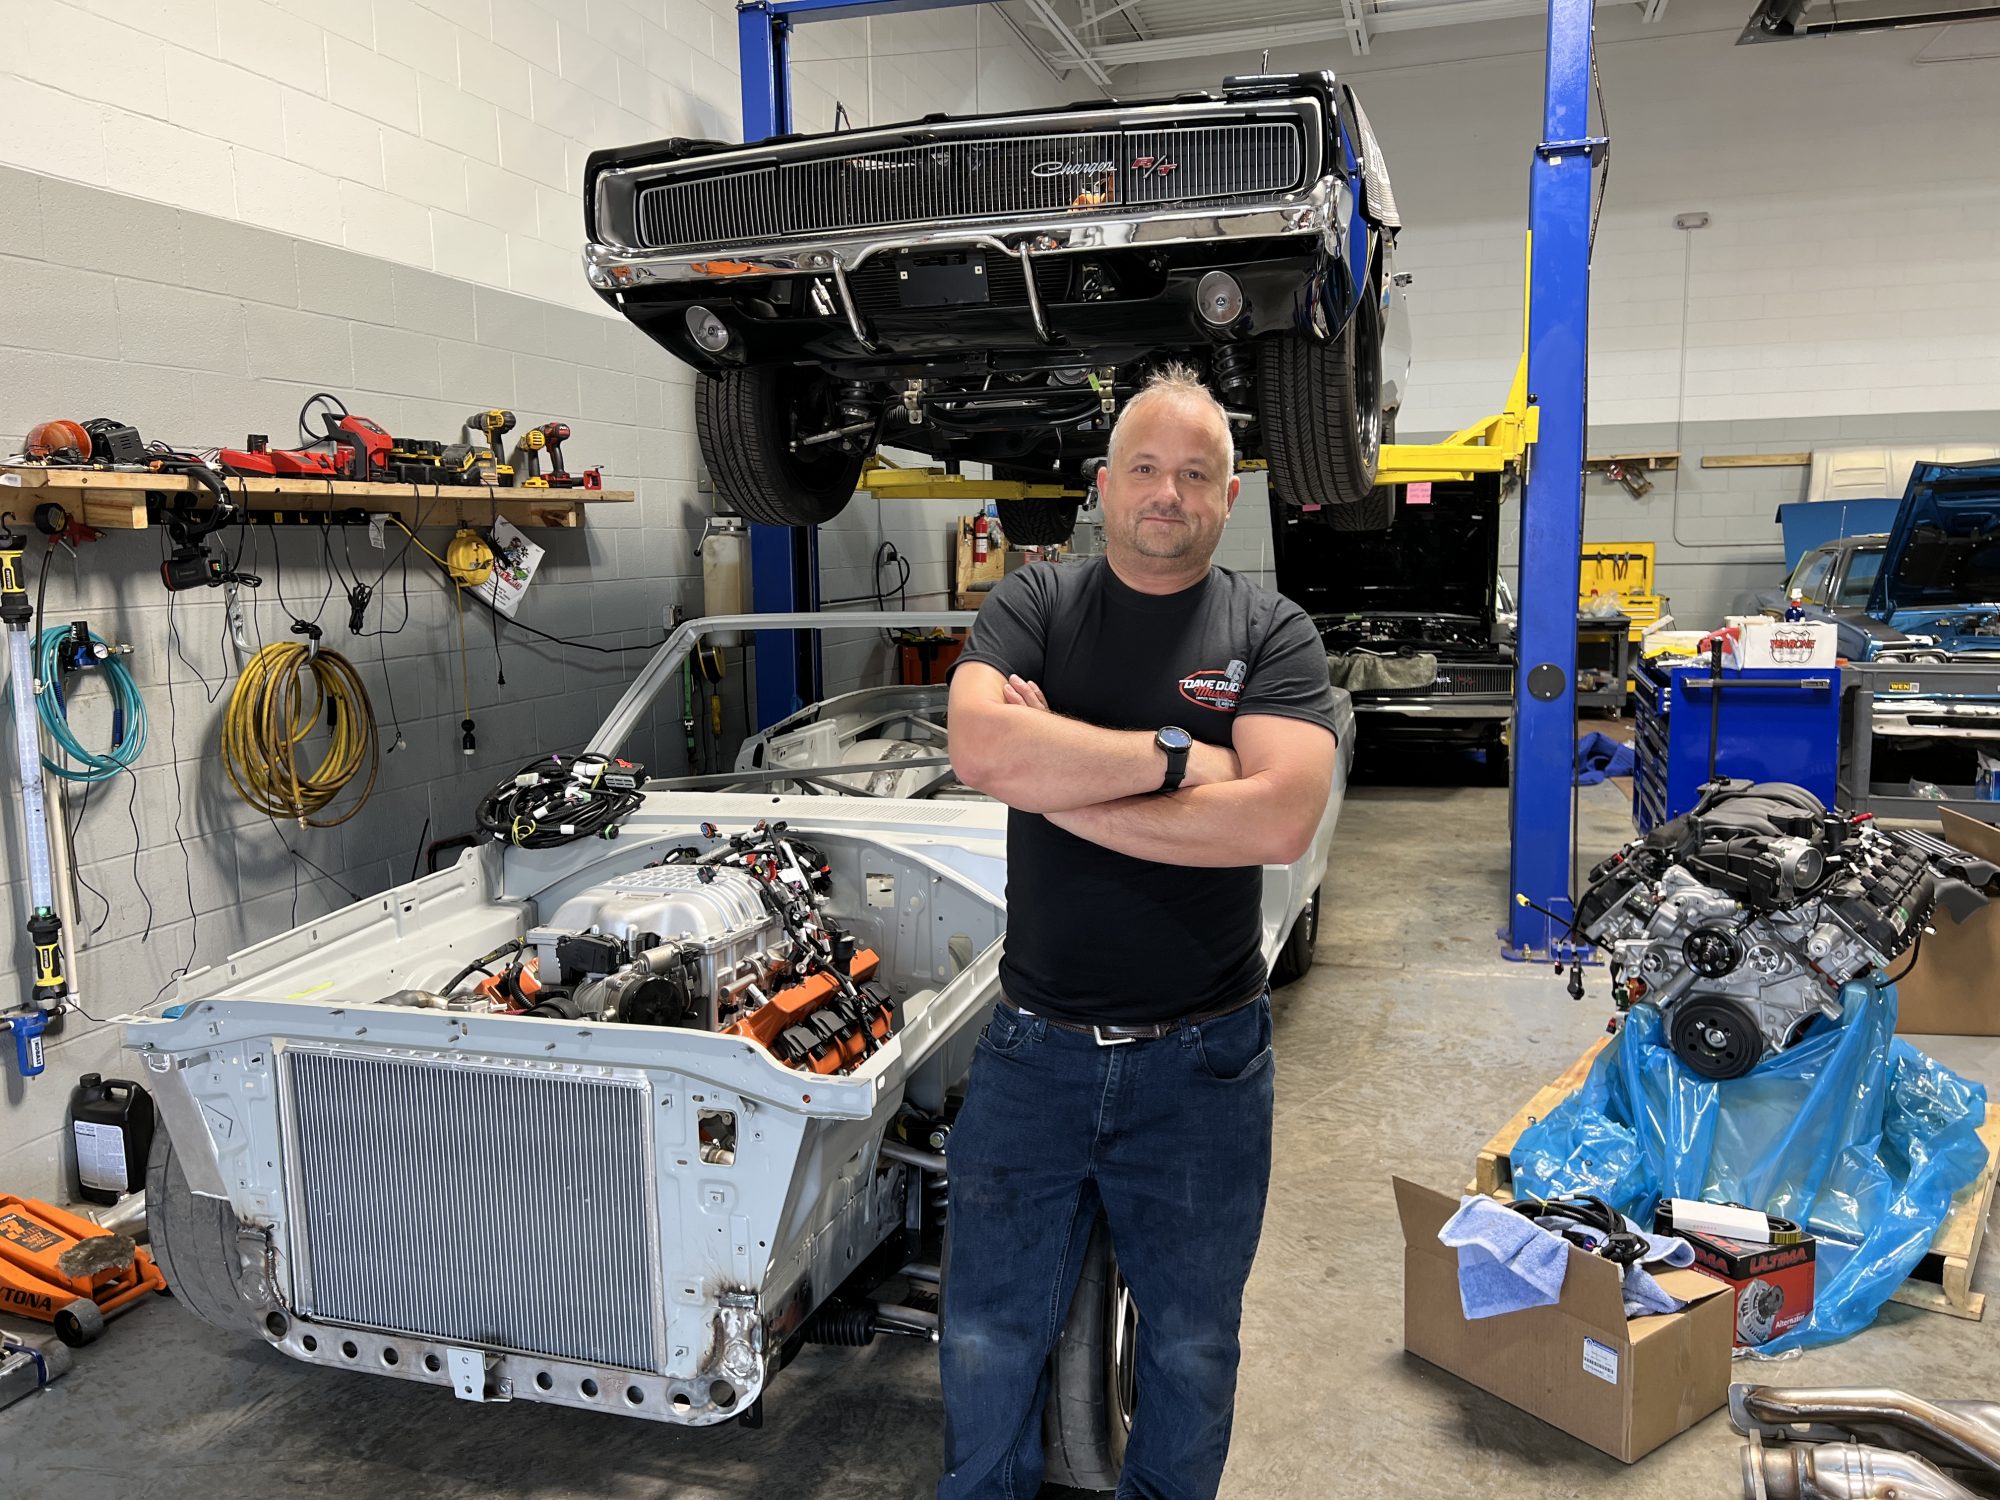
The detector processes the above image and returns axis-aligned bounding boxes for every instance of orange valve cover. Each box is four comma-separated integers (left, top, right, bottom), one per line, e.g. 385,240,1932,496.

724,949,892,1075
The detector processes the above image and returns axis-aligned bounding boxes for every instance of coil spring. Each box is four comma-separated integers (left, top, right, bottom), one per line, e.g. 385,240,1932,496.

802,1304,876,1347
1211,343,1254,401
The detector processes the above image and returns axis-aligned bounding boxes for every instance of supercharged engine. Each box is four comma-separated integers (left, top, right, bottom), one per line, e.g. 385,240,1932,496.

397,822,894,1078
1572,781,1997,1079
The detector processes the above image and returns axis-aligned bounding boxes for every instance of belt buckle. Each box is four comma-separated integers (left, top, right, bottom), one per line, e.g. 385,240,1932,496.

1091,1025,1138,1047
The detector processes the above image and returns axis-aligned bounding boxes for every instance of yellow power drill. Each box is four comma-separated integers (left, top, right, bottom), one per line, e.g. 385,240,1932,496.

463,409,516,486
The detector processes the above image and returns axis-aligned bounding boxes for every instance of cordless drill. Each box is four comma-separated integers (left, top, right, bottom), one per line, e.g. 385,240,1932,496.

534,422,601,489
464,409,516,486
512,425,551,488
538,422,572,486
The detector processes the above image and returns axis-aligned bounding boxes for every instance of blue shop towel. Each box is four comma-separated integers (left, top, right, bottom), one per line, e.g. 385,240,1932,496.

1623,1265,1685,1318
1575,731,1636,786
1437,1195,1569,1320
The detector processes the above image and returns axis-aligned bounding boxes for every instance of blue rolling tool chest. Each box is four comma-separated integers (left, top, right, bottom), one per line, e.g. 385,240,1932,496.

1632,657,1841,831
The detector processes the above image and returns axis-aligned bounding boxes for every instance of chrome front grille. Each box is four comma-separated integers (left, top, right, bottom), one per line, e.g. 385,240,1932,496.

632,119,1305,252
1442,664,1513,695
285,1049,662,1372
1122,124,1302,208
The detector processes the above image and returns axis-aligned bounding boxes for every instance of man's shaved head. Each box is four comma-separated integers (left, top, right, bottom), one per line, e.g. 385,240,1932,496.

1094,363,1241,588
1107,363,1236,481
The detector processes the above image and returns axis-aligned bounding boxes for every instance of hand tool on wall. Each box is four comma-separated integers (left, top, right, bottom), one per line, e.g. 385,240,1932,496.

511,424,551,487
218,394,392,482
152,454,256,593
0,520,65,1077
464,409,516,485
20,418,145,467
531,421,603,488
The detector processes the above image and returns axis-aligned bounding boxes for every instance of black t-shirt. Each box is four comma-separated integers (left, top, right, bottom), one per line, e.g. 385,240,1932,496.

951,555,1339,1026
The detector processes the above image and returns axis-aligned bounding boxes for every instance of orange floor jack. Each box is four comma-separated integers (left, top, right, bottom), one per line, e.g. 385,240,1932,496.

0,1195,166,1345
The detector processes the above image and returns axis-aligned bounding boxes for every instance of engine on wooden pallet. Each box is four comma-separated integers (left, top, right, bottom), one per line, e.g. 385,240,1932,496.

416,822,893,1075
1571,780,1998,1080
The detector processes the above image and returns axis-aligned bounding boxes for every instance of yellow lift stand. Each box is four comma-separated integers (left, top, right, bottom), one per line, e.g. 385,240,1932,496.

856,459,1083,503
1374,244,1540,488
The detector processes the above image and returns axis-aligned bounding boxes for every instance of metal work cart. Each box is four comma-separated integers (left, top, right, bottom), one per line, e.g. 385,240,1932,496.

1839,661,2000,828
1576,613,1634,713
1632,656,1841,833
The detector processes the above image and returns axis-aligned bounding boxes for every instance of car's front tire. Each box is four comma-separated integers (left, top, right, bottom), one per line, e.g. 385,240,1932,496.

1042,1216,1134,1492
146,1124,262,1334
1256,271,1384,511
1270,884,1321,986
695,365,867,528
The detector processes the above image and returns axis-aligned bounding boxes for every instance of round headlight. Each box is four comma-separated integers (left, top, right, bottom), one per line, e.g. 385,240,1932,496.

1196,270,1245,326
686,306,730,352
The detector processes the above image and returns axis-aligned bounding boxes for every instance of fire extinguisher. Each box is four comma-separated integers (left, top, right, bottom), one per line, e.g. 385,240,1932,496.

973,512,989,563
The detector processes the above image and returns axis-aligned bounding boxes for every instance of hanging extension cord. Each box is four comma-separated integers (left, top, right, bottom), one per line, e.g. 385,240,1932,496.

391,522,492,754
222,635,381,826
444,527,495,588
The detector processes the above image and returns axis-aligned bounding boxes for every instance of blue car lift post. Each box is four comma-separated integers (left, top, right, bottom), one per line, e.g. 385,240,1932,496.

738,0,1607,959
736,0,1000,728
1504,0,1605,961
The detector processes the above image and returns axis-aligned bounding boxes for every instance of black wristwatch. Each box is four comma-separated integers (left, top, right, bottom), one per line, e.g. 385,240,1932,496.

1154,725,1193,793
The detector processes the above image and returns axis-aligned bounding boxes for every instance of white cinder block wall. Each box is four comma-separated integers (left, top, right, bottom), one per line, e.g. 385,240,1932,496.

1119,0,2000,625
0,0,1062,1198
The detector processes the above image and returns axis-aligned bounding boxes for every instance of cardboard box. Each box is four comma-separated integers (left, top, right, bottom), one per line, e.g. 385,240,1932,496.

1395,1180,1735,1464
1896,809,2000,1037
1719,617,1839,669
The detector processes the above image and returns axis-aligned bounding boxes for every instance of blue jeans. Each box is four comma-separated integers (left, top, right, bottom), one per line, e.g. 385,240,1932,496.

937,994,1275,1500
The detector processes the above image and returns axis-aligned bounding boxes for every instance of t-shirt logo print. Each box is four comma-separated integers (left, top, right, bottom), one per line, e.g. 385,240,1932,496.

1179,657,1248,713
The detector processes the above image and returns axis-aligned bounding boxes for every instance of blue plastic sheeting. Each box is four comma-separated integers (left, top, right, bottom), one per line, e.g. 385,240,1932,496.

1510,981,1988,1353
1575,731,1635,786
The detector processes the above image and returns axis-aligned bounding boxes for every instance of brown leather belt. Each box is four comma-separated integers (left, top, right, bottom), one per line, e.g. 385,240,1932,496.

1002,988,1265,1047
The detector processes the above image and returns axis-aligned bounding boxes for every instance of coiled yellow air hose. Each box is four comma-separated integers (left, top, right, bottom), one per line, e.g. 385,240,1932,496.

222,641,380,826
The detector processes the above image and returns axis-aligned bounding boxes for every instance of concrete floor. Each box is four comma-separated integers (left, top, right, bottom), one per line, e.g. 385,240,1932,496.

4,779,1995,1499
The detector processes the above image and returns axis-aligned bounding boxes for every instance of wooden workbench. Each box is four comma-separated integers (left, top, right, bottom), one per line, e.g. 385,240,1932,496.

0,465,635,531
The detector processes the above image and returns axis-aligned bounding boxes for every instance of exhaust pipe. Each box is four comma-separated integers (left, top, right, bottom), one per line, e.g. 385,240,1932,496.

1732,1384,2000,1477
1743,1438,1983,1500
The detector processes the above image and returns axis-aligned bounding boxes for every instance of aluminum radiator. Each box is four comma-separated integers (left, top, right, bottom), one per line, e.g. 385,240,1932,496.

283,1049,664,1372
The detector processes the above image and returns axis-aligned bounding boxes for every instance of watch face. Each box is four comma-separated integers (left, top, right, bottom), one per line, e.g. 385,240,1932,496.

1158,726,1192,752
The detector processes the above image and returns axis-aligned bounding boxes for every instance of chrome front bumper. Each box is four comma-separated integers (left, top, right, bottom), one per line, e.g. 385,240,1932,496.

581,174,1350,293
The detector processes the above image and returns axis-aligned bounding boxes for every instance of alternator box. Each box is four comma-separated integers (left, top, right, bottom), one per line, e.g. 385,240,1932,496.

1652,1217,1815,1349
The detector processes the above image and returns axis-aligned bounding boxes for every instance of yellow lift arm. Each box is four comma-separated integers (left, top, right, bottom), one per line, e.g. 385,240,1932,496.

857,242,1543,502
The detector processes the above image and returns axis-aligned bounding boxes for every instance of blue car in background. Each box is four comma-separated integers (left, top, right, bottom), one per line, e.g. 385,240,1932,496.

1754,461,2000,663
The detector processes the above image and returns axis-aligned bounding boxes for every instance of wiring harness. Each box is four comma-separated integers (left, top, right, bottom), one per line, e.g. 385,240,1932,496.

1507,1194,1649,1266
222,633,380,826
476,753,647,849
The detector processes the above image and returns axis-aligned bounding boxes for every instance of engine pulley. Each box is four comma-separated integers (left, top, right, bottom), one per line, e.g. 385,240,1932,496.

1668,994,1764,1081
1682,924,1743,979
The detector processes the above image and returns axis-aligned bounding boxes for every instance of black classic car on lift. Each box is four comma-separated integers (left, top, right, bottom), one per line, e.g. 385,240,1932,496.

1277,474,1514,779
583,72,1410,542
